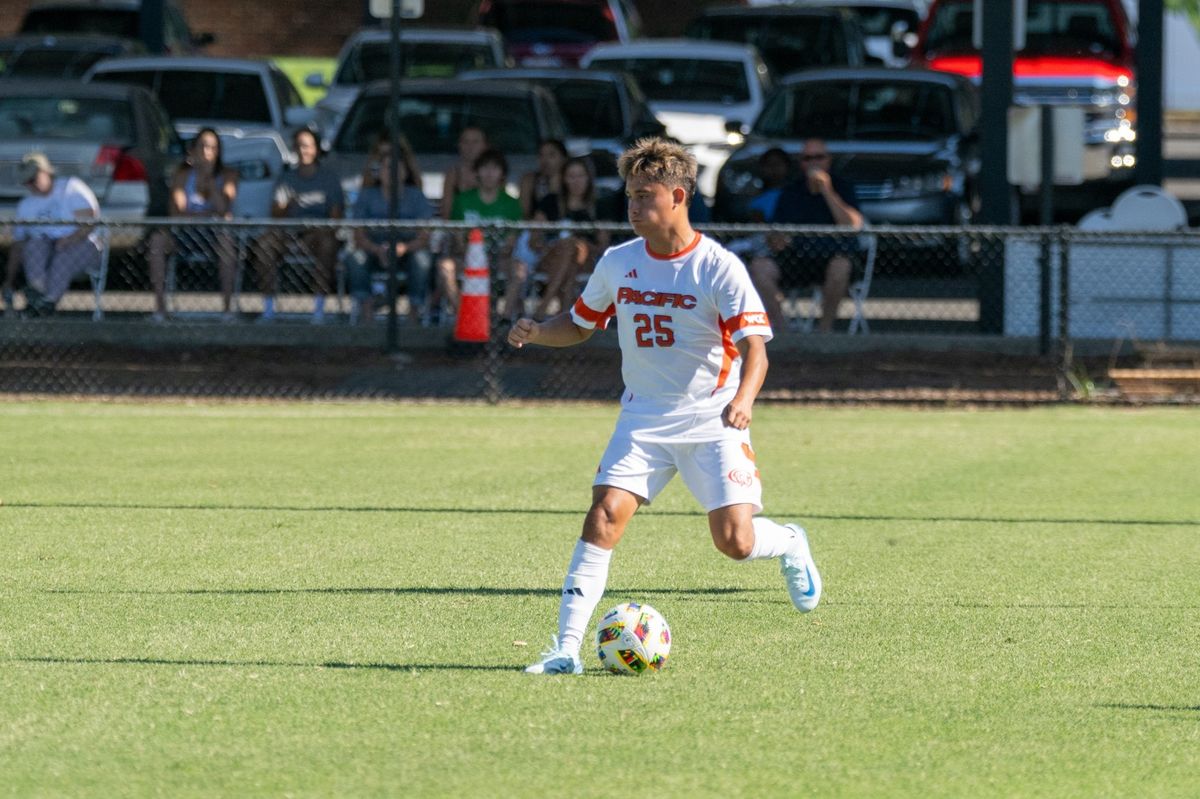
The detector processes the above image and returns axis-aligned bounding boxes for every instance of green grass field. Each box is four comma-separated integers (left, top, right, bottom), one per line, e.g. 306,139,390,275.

2,401,1198,797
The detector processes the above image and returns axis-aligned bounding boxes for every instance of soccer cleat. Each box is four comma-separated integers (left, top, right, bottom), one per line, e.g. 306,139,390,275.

523,637,583,675
781,524,822,613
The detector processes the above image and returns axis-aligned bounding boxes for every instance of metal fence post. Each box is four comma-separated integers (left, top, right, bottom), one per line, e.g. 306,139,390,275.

1057,227,1072,400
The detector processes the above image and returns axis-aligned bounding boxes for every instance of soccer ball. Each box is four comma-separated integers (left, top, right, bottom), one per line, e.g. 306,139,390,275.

595,601,671,675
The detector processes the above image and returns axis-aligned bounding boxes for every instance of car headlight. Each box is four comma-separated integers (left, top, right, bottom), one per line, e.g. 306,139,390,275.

891,171,955,198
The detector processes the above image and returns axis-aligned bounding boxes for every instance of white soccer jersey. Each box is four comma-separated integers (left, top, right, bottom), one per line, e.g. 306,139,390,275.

570,232,772,441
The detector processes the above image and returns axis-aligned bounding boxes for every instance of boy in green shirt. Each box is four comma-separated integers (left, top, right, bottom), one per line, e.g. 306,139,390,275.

438,148,525,320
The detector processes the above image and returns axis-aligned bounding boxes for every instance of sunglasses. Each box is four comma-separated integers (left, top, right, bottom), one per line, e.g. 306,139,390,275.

801,153,830,162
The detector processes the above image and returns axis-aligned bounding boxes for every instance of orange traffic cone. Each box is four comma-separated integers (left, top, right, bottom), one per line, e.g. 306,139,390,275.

454,228,491,343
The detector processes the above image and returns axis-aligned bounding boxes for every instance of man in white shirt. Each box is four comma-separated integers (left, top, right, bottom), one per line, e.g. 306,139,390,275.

508,137,823,676
2,152,102,317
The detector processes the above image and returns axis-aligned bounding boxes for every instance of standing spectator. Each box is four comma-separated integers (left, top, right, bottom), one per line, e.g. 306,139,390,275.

254,128,345,324
533,157,613,318
437,148,523,319
346,137,433,325
2,152,102,318
146,128,239,322
749,138,863,332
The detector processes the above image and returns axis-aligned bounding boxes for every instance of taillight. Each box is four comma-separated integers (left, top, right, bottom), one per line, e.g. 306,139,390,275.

94,145,147,182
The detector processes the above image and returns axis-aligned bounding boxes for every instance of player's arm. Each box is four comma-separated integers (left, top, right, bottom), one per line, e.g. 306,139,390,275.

722,335,768,430
507,311,595,349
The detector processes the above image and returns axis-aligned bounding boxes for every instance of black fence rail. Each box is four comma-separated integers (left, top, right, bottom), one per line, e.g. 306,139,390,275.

1,219,1198,401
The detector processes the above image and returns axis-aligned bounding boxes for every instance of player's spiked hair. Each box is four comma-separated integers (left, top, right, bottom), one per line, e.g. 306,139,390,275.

618,137,698,204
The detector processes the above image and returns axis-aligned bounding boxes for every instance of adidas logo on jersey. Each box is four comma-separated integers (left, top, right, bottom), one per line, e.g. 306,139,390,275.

624,269,638,279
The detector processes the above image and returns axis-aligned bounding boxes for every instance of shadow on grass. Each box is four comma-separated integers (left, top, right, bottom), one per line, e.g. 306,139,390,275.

5,501,1198,527
15,656,518,672
41,585,773,599
1097,702,1200,712
827,599,1200,609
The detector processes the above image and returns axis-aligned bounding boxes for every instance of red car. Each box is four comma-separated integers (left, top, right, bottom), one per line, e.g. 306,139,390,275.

475,0,642,67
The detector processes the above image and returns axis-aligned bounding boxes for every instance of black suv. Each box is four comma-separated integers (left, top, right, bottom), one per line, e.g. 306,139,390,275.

18,0,214,54
683,5,873,78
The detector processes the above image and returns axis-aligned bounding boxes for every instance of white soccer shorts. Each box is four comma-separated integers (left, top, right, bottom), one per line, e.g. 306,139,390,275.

594,425,763,513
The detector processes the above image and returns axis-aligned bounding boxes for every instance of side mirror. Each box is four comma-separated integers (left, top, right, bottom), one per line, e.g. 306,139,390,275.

891,21,912,60
305,72,328,89
285,106,317,127
724,119,747,135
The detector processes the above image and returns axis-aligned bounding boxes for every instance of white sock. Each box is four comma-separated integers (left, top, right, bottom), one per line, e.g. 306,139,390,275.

557,539,612,655
741,517,798,562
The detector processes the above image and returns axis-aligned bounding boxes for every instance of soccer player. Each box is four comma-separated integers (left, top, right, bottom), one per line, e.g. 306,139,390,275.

508,138,822,676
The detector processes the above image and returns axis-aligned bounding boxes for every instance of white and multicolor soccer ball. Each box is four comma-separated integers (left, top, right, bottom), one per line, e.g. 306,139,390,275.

595,601,671,675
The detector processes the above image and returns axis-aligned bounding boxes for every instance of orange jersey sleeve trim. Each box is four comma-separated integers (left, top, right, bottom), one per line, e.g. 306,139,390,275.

723,310,772,334
715,315,743,390
572,297,615,329
644,231,702,261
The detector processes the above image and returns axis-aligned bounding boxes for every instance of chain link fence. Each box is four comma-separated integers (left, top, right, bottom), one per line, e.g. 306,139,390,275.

1,218,1197,401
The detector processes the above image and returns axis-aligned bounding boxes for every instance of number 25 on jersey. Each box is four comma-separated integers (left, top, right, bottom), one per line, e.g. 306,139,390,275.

633,313,675,348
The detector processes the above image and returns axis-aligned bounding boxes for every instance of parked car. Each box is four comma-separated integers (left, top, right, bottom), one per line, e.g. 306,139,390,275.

306,26,508,140
457,66,666,197
17,0,214,55
911,0,1137,216
0,79,183,250
581,39,771,199
713,67,980,228
83,56,315,140
475,0,642,67
324,77,582,208
0,33,144,79
805,0,925,67
220,129,294,219
683,5,873,77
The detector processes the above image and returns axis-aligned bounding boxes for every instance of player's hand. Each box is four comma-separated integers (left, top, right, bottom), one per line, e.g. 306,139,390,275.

507,317,538,348
722,398,753,430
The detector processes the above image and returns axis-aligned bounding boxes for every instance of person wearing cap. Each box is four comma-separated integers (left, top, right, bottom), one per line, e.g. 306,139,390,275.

2,152,102,317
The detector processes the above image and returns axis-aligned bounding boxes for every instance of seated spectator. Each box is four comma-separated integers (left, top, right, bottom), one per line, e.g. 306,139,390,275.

533,157,614,318
437,148,523,320
2,152,102,318
147,127,239,322
749,138,863,332
345,136,433,325
518,139,567,219
748,147,792,223
439,125,488,221
254,127,344,324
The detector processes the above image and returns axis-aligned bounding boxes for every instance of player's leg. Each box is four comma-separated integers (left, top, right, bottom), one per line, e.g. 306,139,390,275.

681,434,821,612
525,486,641,676
526,430,675,675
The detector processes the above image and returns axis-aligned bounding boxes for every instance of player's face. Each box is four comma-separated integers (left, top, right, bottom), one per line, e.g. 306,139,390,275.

625,175,682,237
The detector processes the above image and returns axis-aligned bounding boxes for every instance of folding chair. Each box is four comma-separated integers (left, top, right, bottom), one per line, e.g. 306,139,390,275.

87,226,111,321
165,229,247,316
800,230,877,335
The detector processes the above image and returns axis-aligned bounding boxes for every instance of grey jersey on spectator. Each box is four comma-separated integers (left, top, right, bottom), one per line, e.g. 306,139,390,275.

276,166,345,220
353,184,432,244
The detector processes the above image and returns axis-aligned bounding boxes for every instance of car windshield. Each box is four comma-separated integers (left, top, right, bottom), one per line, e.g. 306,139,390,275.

755,81,957,140
0,95,133,140
544,79,624,138
92,69,272,124
19,8,139,38
0,44,117,78
334,92,541,156
847,5,920,36
924,0,1122,57
684,14,847,76
480,1,617,44
335,40,499,84
586,56,750,105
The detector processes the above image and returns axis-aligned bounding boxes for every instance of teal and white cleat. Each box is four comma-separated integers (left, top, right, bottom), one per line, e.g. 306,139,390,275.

781,524,822,613
524,638,583,675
